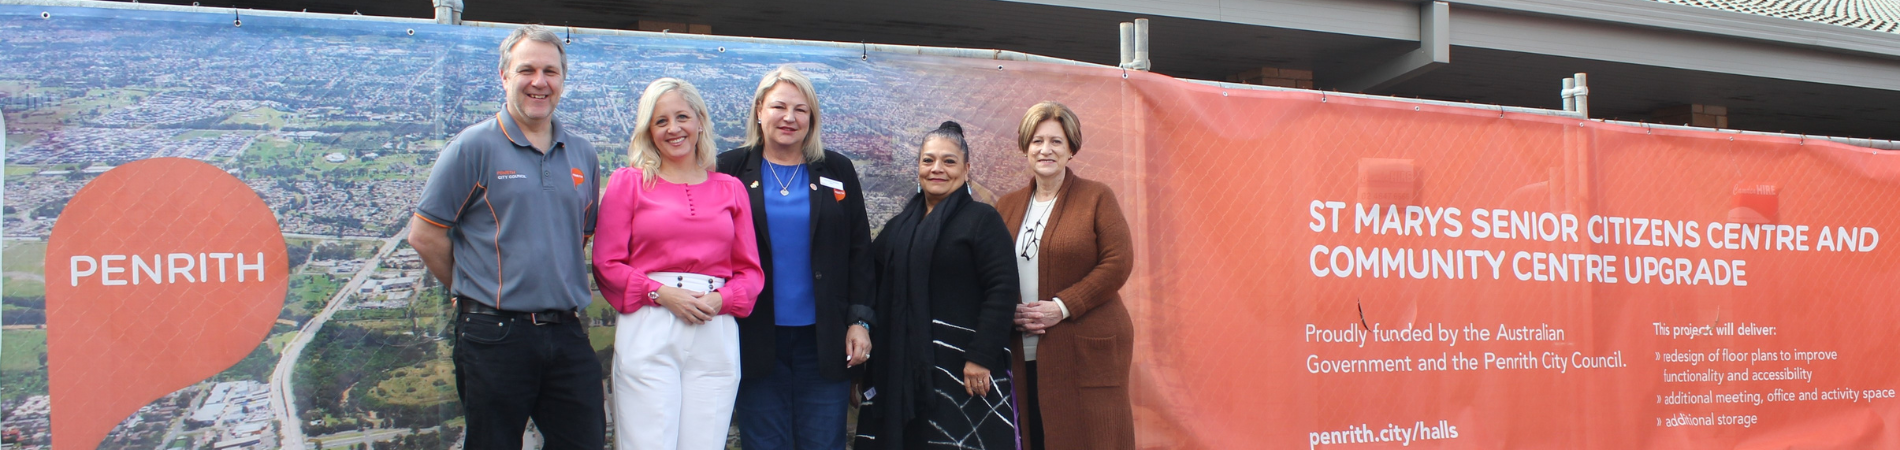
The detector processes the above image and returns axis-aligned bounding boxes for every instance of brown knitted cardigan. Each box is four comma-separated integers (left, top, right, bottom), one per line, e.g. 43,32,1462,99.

996,169,1136,450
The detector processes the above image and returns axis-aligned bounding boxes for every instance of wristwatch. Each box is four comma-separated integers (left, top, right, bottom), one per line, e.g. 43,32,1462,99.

854,320,872,332
648,291,661,300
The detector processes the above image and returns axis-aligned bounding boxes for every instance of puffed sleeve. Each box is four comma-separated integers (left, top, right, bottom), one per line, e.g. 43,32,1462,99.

592,168,660,313
716,176,764,317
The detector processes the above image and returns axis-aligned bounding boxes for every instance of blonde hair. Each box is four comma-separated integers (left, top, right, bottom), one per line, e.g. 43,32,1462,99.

1017,101,1083,156
742,65,826,163
629,78,718,187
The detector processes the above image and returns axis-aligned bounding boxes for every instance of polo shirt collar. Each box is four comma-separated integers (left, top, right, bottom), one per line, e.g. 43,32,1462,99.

496,108,569,151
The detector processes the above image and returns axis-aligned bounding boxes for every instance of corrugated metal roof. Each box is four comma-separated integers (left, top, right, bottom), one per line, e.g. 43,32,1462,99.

1650,0,1900,32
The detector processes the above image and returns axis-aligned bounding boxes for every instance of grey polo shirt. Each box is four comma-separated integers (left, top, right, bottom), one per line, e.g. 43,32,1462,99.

414,109,599,312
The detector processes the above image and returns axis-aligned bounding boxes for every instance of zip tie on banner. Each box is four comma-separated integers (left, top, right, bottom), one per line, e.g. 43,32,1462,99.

1356,298,1370,333
565,24,572,44
861,41,868,61
233,7,241,27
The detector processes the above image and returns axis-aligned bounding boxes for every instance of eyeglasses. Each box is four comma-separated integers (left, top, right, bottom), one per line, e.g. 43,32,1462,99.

1019,218,1042,260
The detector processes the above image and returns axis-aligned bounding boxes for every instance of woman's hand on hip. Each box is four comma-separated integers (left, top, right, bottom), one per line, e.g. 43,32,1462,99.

1014,300,1064,334
845,324,872,367
655,285,711,325
963,361,993,397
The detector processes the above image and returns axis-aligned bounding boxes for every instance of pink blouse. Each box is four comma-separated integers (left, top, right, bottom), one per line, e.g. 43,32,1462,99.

592,167,763,316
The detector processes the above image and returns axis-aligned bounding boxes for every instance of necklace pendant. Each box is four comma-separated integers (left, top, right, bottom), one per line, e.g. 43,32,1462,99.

780,188,790,196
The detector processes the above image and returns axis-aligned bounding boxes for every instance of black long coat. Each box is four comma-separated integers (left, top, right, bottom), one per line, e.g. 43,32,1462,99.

856,187,1020,449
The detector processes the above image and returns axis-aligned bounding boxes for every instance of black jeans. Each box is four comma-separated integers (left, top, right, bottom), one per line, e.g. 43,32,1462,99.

453,310,605,450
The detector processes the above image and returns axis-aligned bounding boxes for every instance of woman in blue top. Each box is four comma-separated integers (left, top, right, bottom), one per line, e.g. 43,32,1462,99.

716,64,876,450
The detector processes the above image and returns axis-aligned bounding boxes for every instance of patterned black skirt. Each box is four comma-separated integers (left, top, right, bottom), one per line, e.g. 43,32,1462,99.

855,328,1018,449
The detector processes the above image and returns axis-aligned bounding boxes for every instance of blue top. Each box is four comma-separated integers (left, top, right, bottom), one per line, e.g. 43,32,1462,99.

763,161,816,326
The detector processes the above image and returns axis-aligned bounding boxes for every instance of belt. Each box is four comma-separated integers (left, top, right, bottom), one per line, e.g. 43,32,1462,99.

647,272,726,293
455,296,576,325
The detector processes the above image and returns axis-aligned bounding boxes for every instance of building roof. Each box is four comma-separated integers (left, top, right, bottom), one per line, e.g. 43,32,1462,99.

1652,0,1900,32
83,0,1900,141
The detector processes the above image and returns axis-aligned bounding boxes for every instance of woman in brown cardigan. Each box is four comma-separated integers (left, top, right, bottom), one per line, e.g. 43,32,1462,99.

999,101,1135,450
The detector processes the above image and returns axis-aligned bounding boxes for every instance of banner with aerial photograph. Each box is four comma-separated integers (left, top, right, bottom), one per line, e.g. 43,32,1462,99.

4,4,1899,449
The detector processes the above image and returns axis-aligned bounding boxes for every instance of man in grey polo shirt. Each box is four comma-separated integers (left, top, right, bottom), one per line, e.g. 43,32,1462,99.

408,25,603,450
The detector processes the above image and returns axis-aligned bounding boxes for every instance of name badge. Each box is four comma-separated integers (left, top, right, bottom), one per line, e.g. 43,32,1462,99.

819,177,845,190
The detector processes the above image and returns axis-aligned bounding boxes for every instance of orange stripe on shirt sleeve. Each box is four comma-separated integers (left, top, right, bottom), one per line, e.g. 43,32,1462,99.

414,213,450,228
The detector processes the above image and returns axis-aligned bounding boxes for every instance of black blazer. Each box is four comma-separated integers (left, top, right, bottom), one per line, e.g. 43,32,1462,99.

717,146,876,381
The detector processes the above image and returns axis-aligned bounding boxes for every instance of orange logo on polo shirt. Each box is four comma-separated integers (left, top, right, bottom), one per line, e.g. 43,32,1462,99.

45,158,288,450
572,168,585,186
496,170,527,180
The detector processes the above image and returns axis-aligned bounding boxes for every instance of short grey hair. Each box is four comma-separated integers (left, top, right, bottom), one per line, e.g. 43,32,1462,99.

498,25,567,74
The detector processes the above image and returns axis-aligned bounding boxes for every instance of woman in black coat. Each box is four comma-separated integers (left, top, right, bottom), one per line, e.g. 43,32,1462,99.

855,121,1020,449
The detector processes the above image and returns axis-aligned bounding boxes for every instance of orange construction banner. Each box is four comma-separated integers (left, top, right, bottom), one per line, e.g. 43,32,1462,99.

5,5,1898,449
1109,71,1899,449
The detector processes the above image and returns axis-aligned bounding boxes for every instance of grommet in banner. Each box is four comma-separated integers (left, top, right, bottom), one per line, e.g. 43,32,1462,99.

406,29,415,36
1222,91,1228,97
1414,106,1420,111
716,46,725,53
233,19,241,27
997,65,1004,70
192,1,199,6
40,11,50,19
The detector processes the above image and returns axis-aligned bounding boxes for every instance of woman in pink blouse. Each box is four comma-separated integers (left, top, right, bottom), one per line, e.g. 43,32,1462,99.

593,77,764,450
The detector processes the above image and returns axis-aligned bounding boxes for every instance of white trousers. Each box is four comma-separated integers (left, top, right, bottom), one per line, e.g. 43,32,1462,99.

613,304,741,450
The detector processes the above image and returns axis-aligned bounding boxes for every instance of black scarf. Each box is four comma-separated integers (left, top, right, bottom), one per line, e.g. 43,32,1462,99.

868,186,973,444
